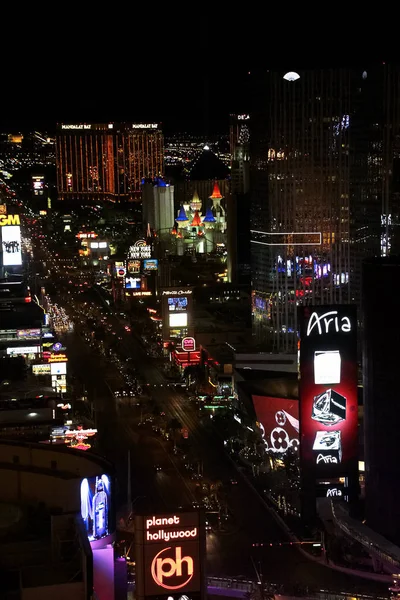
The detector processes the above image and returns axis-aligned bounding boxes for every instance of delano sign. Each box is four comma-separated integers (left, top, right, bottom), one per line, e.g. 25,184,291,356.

135,511,205,600
0,214,20,226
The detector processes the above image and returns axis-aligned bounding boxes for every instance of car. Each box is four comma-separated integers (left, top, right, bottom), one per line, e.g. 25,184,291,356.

154,464,162,472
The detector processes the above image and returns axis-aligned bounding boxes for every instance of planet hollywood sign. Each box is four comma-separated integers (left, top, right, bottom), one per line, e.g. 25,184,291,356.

135,511,203,598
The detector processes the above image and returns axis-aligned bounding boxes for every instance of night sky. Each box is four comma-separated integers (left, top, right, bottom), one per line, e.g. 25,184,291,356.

0,27,394,136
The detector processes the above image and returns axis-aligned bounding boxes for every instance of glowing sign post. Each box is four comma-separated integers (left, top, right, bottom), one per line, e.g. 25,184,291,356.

299,305,358,519
135,511,205,600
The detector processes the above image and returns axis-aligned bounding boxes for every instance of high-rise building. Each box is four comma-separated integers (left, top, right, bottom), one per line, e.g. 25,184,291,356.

227,114,251,284
142,178,175,234
362,256,400,545
56,123,164,202
250,66,400,352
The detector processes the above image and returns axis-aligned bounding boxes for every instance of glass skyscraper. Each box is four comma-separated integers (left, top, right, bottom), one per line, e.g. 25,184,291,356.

250,66,400,352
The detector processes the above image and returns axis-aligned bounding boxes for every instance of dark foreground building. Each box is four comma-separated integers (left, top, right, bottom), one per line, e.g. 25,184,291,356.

363,256,400,545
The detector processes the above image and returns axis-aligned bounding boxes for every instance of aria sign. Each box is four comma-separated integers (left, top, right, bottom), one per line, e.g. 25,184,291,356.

135,511,204,600
306,310,351,337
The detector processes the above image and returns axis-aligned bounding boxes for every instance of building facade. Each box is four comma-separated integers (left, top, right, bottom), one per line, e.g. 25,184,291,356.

142,178,175,234
56,123,164,202
362,256,400,546
250,66,400,352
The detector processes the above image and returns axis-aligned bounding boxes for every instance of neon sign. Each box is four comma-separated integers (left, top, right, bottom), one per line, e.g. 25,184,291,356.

317,454,338,464
162,289,192,296
307,310,351,336
0,214,20,226
151,546,193,590
61,124,91,130
131,123,158,129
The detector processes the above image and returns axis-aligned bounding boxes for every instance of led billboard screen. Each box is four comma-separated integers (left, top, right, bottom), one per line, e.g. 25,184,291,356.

299,305,358,485
127,260,141,274
2,225,22,266
169,313,187,328
252,396,299,454
135,511,204,600
143,259,158,271
168,297,188,311
126,277,141,289
80,474,111,542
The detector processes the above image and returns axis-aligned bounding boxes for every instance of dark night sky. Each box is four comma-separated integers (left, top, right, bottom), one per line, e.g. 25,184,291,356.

0,27,395,136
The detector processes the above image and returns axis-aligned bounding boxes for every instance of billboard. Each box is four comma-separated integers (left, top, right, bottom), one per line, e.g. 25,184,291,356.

32,364,52,375
2,225,22,266
168,297,188,311
135,511,205,600
50,362,67,375
127,259,141,274
252,396,299,454
80,475,111,542
17,328,41,339
143,259,158,271
126,277,141,289
299,305,358,506
169,313,187,328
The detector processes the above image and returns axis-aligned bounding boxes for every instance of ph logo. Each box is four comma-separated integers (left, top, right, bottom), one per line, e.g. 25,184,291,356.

151,546,194,590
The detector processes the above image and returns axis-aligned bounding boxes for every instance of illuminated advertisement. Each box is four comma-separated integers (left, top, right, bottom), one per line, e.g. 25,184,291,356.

32,364,51,375
134,511,205,600
2,225,22,266
169,313,187,328
116,266,126,278
168,297,188,311
129,240,151,259
182,337,196,351
143,259,158,271
127,260,141,274
50,362,67,375
7,346,40,355
32,176,44,195
126,277,141,289
17,328,41,339
80,475,111,541
299,305,358,503
252,396,299,454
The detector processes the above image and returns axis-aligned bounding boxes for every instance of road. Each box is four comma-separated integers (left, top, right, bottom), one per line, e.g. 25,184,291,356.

28,224,389,595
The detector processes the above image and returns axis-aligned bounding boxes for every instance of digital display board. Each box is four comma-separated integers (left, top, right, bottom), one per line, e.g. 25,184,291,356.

143,259,158,271
2,225,22,266
252,396,299,454
126,277,141,289
51,362,67,375
135,511,205,600
128,260,141,274
7,346,40,355
299,305,358,508
169,313,187,328
80,475,111,542
32,364,51,375
168,297,188,311
17,328,41,339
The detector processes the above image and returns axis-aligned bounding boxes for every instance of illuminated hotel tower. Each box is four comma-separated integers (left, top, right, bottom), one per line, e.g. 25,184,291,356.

250,66,400,352
56,123,164,202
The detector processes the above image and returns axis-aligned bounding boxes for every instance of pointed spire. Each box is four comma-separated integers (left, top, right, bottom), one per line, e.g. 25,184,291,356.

190,189,202,211
210,181,223,200
203,205,216,223
191,210,202,227
176,205,188,221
